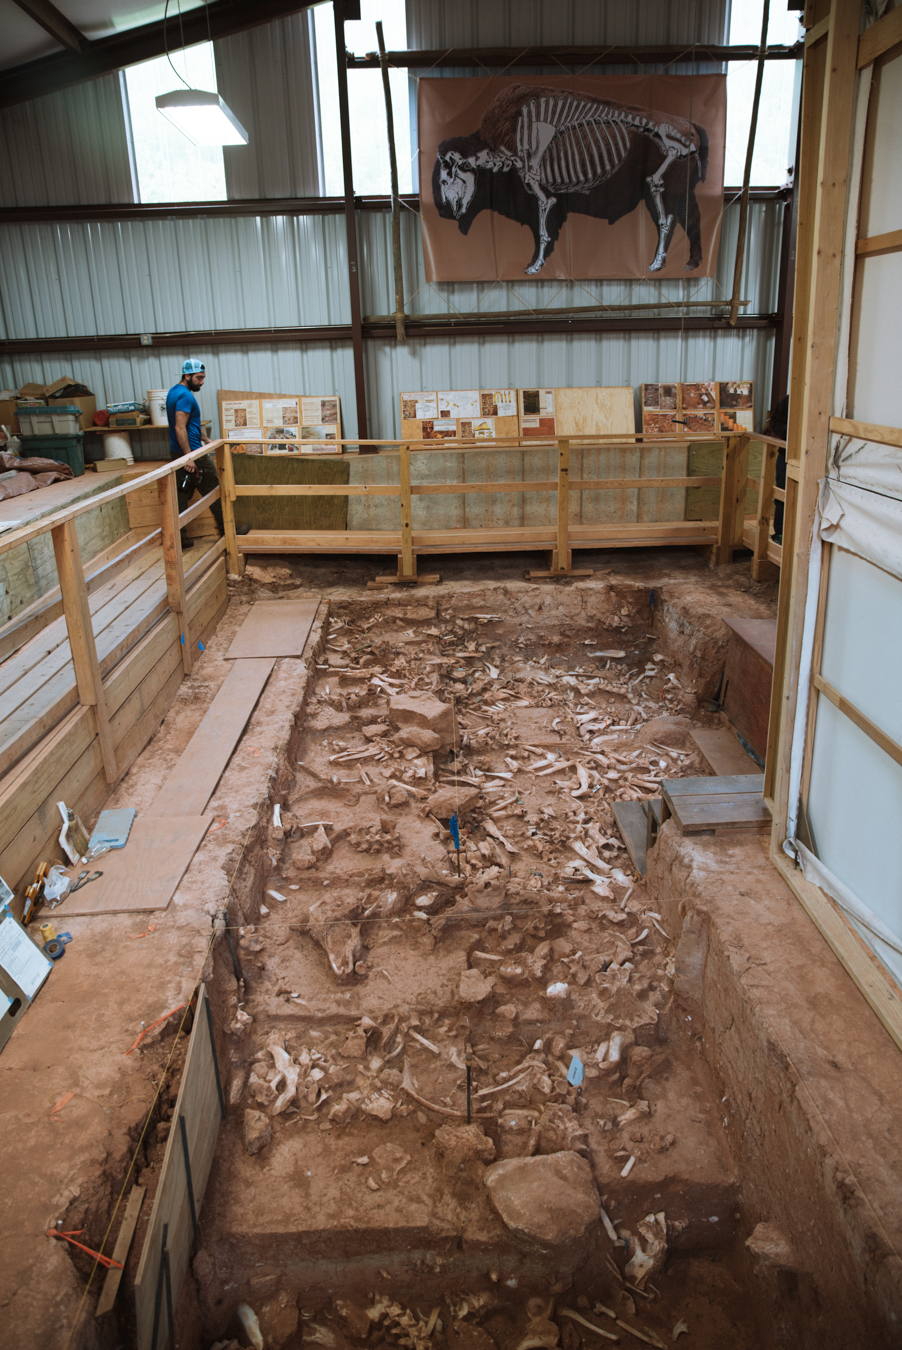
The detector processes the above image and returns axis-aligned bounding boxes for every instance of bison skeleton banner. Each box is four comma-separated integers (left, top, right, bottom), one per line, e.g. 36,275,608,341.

419,75,726,282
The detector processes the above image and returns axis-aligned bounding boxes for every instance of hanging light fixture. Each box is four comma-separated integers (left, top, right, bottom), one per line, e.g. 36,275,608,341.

155,0,248,146
155,89,248,145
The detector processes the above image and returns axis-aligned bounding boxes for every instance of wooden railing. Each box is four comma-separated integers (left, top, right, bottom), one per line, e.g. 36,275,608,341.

0,444,223,785
218,432,757,582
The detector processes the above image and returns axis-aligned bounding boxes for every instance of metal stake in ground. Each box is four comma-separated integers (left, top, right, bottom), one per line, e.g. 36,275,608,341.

466,1051,473,1124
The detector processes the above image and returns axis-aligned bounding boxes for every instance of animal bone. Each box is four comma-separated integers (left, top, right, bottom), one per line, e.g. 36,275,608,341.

265,1040,301,1115
484,819,518,854
559,1309,619,1342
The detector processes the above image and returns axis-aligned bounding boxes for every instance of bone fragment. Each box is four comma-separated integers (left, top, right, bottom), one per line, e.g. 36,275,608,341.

401,1059,491,1119
571,764,591,797
621,1155,636,1178
473,1066,534,1098
571,840,611,873
237,1305,264,1350
599,1206,619,1242
560,1309,619,1342
408,1029,441,1055
483,819,518,854
267,1039,301,1114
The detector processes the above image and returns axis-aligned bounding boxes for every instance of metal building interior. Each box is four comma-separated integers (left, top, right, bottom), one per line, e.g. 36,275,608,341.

0,1,900,1347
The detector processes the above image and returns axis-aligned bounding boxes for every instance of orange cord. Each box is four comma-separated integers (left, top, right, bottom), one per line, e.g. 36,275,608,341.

124,999,190,1056
48,1231,123,1271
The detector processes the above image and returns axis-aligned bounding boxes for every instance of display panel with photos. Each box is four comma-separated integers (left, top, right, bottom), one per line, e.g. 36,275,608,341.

640,382,754,436
219,390,342,452
400,389,519,443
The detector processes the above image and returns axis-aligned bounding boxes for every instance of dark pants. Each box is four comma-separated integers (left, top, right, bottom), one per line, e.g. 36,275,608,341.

175,453,224,543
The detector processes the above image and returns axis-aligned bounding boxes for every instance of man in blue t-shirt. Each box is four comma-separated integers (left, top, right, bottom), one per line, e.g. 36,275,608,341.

166,358,223,548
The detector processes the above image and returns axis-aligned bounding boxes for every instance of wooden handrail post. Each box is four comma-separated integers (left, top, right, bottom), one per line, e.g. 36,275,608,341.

555,437,571,571
751,441,780,580
715,435,742,565
215,443,241,575
51,520,118,784
158,469,193,675
734,434,751,546
398,442,415,580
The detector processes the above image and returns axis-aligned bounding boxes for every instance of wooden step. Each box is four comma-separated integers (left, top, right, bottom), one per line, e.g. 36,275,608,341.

662,773,770,835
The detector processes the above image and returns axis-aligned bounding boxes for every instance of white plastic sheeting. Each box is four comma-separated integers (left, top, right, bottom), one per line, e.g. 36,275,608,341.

785,465,902,991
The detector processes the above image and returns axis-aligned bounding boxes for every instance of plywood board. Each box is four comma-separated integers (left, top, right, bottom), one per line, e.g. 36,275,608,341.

54,816,212,916
554,386,636,437
225,600,319,660
145,658,275,818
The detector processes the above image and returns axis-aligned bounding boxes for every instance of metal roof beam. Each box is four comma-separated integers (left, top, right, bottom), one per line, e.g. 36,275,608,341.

346,43,803,69
10,0,87,54
0,0,315,109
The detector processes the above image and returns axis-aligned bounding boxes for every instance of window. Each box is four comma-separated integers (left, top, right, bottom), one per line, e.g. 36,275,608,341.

312,0,412,197
725,0,802,186
122,41,227,203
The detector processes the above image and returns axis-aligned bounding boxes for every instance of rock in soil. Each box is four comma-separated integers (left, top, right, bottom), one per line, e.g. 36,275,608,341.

244,1109,272,1156
484,1152,599,1245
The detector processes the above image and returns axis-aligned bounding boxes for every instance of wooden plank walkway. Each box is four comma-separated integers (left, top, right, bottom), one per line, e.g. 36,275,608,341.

0,537,222,779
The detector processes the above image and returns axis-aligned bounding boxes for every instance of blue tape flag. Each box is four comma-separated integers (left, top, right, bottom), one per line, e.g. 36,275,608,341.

198,641,204,652
567,1055,584,1088
449,814,460,850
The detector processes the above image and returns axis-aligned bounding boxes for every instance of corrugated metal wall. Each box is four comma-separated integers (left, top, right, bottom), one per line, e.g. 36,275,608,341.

0,73,133,207
214,12,323,199
0,0,786,439
407,0,729,47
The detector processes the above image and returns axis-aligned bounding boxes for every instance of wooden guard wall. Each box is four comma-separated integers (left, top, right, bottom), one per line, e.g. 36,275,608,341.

0,447,228,902
217,432,771,581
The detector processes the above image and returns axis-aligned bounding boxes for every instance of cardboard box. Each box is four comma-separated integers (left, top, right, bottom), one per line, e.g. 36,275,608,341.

108,412,149,428
44,375,76,397
0,400,20,434
18,383,44,398
48,394,96,431
90,458,130,473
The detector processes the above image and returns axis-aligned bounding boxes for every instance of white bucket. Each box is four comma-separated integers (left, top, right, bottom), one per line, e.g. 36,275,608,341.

104,432,133,464
148,389,168,427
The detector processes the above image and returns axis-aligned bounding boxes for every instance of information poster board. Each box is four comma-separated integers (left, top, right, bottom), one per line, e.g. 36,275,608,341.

218,390,342,453
400,387,635,445
641,381,753,436
400,389,519,443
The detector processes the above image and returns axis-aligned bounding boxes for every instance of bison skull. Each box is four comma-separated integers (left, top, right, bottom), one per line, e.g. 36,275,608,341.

437,151,477,218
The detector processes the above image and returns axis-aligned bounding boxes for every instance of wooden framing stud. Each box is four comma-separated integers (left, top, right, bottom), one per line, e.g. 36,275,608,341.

527,548,593,580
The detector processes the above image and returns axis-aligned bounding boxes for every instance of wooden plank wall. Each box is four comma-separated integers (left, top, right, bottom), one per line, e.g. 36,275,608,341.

134,984,223,1350
687,439,764,520
0,546,227,897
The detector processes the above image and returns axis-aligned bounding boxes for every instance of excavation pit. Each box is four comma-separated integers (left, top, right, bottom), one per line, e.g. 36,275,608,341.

191,563,887,1350
27,557,898,1350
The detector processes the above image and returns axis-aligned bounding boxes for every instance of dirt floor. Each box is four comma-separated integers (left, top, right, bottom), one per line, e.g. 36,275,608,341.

2,547,900,1350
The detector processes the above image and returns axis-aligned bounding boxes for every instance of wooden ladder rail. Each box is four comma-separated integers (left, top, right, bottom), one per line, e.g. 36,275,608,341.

51,520,119,784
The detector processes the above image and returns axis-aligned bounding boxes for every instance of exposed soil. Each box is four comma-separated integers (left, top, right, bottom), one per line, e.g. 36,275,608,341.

198,552,778,1350
6,547,899,1350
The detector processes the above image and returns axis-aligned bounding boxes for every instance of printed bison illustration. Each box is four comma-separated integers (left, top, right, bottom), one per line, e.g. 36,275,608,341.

432,83,709,274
